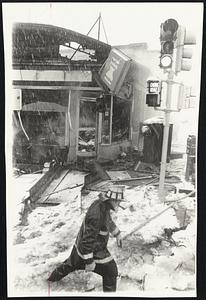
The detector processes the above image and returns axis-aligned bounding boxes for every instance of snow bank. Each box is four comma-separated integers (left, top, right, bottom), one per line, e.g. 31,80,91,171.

9,179,196,296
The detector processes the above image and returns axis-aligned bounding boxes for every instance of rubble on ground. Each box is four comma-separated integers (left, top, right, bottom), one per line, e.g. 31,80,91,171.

10,162,196,296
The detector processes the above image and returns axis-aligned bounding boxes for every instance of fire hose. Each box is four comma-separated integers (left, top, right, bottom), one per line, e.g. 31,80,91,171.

121,190,195,240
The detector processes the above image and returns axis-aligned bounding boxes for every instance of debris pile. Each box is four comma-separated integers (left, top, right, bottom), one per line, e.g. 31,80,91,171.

78,130,95,153
10,178,196,296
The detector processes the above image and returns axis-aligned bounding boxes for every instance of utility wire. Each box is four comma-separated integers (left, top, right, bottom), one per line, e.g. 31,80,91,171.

17,111,30,141
68,90,75,132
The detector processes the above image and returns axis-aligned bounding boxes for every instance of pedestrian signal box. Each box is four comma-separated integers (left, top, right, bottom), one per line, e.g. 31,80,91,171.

146,80,161,107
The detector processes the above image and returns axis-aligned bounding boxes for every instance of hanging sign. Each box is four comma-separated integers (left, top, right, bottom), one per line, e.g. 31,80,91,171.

99,48,131,94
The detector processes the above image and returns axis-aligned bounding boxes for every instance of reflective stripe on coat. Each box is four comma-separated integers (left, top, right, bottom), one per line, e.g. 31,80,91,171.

75,199,120,264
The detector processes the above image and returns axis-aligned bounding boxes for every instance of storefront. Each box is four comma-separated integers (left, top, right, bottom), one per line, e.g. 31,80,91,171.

12,23,151,168
12,23,110,167
96,48,150,160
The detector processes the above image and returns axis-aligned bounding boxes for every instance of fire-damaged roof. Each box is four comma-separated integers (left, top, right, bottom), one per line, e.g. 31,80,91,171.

13,22,111,69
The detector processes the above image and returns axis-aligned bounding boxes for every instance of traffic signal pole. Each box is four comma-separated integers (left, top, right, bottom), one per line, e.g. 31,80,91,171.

157,19,196,202
158,69,175,201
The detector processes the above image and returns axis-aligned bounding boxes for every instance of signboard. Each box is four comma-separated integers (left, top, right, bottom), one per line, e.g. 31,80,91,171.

13,70,92,82
99,48,131,94
147,80,161,93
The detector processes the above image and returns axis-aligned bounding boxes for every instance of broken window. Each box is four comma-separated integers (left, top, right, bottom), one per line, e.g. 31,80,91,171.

13,89,67,166
78,99,96,153
101,95,131,144
13,111,66,165
112,98,131,142
59,44,95,61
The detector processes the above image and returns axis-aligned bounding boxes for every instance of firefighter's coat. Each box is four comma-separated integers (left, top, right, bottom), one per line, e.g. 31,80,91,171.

75,199,120,265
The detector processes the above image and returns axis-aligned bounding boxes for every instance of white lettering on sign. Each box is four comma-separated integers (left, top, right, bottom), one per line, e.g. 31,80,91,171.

104,57,121,86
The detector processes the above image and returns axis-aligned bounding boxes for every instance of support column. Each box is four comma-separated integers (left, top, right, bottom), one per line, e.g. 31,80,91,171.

65,91,70,146
75,97,80,157
109,94,113,144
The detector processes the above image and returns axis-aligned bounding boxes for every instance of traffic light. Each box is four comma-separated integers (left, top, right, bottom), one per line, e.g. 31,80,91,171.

174,26,196,73
146,79,161,107
160,19,179,69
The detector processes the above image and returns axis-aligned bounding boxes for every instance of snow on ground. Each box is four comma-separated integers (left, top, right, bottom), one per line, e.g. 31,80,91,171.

8,174,43,227
8,162,196,297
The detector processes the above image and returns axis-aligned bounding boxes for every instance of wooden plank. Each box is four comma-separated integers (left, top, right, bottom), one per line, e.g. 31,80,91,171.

106,170,131,181
38,183,83,199
110,175,153,182
39,169,71,203
29,167,61,203
89,180,111,191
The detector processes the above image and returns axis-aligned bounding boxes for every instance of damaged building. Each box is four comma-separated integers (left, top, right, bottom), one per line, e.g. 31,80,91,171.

12,22,110,168
9,22,197,297
12,22,164,170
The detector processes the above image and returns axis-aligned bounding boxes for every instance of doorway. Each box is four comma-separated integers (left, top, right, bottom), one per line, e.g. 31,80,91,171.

77,98,97,157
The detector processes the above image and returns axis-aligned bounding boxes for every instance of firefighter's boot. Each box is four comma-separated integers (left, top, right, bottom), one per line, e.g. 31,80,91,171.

47,264,70,282
103,276,117,292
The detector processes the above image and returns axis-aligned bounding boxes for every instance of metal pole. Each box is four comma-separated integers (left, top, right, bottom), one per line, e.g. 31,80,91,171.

159,69,174,201
70,15,100,60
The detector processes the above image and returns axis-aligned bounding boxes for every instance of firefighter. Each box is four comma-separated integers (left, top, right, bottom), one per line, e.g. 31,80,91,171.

47,185,125,292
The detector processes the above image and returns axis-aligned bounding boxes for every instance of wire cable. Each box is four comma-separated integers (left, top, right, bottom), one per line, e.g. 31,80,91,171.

17,111,30,141
68,90,75,132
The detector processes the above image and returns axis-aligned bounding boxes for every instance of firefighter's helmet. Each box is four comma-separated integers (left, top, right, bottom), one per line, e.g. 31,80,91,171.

103,185,126,202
